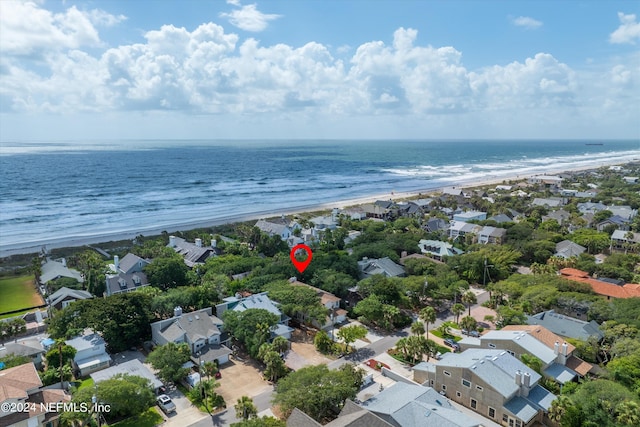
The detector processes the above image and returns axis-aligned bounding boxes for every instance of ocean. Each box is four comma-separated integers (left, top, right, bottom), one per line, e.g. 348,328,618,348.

0,139,638,255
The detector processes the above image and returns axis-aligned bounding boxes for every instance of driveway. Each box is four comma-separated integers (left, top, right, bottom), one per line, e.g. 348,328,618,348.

216,358,272,407
161,385,208,427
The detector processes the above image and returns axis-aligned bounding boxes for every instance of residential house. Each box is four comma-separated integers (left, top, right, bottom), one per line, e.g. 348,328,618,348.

65,329,111,377
526,310,603,341
168,235,219,267
477,226,507,245
448,221,481,241
453,211,487,222
357,257,406,279
424,217,449,233
623,176,639,184
396,201,424,218
488,213,513,224
541,209,571,226
607,205,637,221
611,229,640,252
112,253,150,274
39,259,84,286
360,382,483,427
215,292,294,341
151,307,231,365
287,400,394,427
46,286,92,310
90,359,163,393
0,362,70,427
559,268,640,299
418,239,463,261
554,240,586,259
457,329,592,384
577,202,606,215
361,203,394,220
309,210,340,230
441,187,465,197
530,198,564,208
413,349,556,427
289,279,347,328
596,215,630,232
0,339,46,369
105,271,149,297
528,175,563,189
495,185,513,191
413,198,435,210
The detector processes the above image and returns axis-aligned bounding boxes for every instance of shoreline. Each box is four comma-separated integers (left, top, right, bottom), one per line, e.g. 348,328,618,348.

0,159,634,259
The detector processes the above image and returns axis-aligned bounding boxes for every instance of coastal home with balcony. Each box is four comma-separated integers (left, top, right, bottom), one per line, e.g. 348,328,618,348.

65,329,111,377
448,221,481,241
453,211,487,222
150,306,231,365
0,362,70,427
610,229,640,252
413,349,556,427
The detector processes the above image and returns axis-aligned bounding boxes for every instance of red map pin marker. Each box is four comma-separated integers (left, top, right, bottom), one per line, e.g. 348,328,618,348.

290,244,313,273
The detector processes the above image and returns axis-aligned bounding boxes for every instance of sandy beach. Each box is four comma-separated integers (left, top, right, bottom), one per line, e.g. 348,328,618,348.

0,159,634,259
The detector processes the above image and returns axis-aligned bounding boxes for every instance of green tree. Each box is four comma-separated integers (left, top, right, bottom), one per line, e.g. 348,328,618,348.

419,306,437,337
314,330,334,354
144,255,190,289
231,417,286,427
520,354,543,375
616,400,640,426
147,342,192,384
272,364,364,421
451,303,465,324
235,396,258,420
410,321,425,336
336,325,367,353
45,343,76,369
353,295,384,325
459,316,477,334
0,353,30,369
223,309,280,359
461,291,477,316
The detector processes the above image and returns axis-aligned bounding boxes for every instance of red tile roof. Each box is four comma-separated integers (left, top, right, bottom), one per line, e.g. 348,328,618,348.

560,268,640,299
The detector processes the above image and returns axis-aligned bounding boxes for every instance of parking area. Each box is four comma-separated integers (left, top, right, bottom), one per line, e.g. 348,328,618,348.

160,385,208,427
216,358,272,406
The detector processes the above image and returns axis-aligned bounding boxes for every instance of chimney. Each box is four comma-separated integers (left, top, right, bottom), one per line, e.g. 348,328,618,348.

174,306,183,318
515,370,522,386
211,239,217,248
522,372,531,397
195,238,202,248
554,341,559,355
562,342,568,356
169,235,176,247
114,255,120,272
401,251,408,258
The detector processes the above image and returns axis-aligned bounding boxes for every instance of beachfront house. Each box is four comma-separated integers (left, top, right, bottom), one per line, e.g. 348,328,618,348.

105,254,150,296
453,210,487,222
168,235,218,267
39,258,84,287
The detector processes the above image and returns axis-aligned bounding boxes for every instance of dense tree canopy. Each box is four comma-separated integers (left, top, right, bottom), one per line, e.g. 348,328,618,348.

223,308,280,359
146,342,192,384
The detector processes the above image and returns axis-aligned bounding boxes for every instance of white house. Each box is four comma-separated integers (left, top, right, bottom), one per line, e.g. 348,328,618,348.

65,329,111,377
289,279,347,328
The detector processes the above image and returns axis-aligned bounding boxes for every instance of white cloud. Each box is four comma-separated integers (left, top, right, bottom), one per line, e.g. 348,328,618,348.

512,16,543,30
88,9,127,27
609,12,640,44
220,3,281,32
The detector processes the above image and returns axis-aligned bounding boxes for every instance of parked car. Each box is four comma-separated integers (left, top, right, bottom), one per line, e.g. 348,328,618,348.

157,394,176,414
462,329,480,337
443,338,460,351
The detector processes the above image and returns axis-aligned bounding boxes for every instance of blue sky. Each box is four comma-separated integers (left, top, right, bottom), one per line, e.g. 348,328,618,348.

0,0,639,141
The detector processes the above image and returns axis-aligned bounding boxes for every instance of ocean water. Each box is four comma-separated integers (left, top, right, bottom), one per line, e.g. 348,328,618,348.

0,139,638,253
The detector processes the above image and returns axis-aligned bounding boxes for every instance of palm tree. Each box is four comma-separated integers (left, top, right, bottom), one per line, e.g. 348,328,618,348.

451,303,465,325
271,336,289,355
202,361,218,381
419,306,437,337
411,321,425,336
460,316,477,334
235,396,258,420
395,337,409,360
617,400,640,426
548,396,572,423
461,291,477,316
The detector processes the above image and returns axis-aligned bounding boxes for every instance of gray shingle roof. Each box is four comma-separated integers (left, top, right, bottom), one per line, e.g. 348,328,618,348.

233,294,283,317
480,330,557,365
40,260,84,284
362,382,481,427
118,253,149,274
526,310,603,340
159,308,223,344
47,286,93,307
555,240,586,258
358,257,405,277
90,359,163,390
168,236,215,267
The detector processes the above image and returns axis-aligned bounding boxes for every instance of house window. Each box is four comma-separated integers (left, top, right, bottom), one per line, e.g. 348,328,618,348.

442,385,447,391
507,350,515,356
488,343,496,348
476,385,483,391
430,379,434,386
515,420,522,427
489,407,495,418
444,370,451,376
462,379,471,387
456,391,461,398
470,398,477,409
503,414,509,422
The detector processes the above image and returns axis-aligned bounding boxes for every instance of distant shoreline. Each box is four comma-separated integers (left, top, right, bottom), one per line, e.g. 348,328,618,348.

0,159,634,259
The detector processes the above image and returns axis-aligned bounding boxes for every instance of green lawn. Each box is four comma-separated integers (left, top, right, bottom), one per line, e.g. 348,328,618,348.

109,407,163,427
77,377,94,391
429,330,462,342
0,275,44,315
